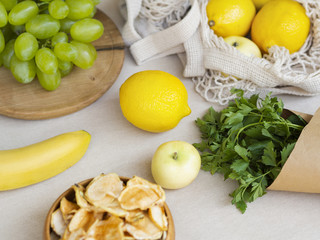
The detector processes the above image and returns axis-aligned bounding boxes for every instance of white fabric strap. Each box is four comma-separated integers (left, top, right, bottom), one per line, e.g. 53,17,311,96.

120,0,143,45
134,44,186,64
257,86,318,97
203,47,280,87
183,29,205,77
129,0,201,65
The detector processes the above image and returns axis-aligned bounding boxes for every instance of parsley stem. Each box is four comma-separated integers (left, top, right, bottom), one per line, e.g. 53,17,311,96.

234,120,304,144
241,170,271,199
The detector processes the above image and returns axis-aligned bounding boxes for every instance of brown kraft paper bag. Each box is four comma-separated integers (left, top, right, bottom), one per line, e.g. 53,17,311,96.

268,107,320,193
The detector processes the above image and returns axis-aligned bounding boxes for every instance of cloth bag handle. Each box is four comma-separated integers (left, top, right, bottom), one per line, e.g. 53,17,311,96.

122,0,202,65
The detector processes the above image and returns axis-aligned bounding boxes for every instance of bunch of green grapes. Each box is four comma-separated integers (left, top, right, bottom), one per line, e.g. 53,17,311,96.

0,0,104,90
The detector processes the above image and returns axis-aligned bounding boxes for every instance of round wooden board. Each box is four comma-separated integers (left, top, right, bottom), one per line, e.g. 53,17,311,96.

0,10,125,120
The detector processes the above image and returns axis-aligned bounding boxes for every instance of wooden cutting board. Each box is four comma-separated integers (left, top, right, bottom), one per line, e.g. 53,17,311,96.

0,10,125,120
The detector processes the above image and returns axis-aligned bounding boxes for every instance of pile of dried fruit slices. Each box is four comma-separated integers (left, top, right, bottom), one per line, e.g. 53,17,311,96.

50,173,168,239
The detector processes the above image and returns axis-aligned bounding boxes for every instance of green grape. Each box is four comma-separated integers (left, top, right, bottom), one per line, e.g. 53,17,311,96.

87,40,97,58
0,31,4,54
10,54,36,84
51,32,68,47
70,40,96,69
0,0,17,11
49,0,69,20
26,14,60,39
14,32,38,61
2,39,15,68
65,0,94,20
70,18,104,43
59,18,76,33
88,6,96,18
53,42,77,62
10,23,25,35
2,25,17,42
58,59,73,77
35,47,58,74
37,68,61,91
8,0,39,26
92,0,101,5
0,2,7,27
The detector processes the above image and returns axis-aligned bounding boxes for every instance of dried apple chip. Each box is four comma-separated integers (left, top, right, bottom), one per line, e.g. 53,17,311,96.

85,173,124,207
123,234,135,240
127,176,166,203
125,212,163,239
118,185,161,211
88,194,115,210
125,209,145,223
60,197,79,222
63,228,86,240
87,215,124,240
68,208,96,232
86,173,124,198
61,228,71,240
93,211,105,221
161,231,167,240
51,208,67,237
100,199,128,218
148,205,168,231
127,176,157,187
72,184,90,208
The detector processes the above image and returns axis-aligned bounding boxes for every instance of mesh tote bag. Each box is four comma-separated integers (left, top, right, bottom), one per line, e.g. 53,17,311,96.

120,0,320,104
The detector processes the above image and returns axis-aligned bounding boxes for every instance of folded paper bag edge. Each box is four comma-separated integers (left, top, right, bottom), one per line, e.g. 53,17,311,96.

268,107,320,193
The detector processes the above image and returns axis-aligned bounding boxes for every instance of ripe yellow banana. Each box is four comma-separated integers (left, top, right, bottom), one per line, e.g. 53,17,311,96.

0,130,91,191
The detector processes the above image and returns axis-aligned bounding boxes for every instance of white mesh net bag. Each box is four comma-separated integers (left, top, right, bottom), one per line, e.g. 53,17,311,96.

120,0,320,105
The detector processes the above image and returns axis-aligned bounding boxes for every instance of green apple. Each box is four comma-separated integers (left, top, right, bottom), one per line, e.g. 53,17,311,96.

151,141,201,189
224,36,262,58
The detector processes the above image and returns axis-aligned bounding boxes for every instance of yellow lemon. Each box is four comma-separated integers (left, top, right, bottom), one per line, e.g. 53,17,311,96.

119,70,191,133
206,0,256,38
252,0,271,10
251,0,310,54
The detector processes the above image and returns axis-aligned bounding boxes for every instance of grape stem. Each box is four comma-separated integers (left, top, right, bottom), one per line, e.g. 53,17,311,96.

37,2,49,7
37,2,49,13
40,39,52,49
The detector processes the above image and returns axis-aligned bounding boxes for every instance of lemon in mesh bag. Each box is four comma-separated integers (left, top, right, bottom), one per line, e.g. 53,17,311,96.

206,0,256,37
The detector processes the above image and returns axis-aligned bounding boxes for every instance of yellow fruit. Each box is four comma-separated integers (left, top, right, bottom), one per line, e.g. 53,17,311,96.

206,0,256,37
148,205,168,231
252,0,271,10
251,0,310,54
0,130,91,191
119,70,191,133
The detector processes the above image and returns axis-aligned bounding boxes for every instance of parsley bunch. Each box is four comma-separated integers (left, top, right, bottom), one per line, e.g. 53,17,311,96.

194,89,307,213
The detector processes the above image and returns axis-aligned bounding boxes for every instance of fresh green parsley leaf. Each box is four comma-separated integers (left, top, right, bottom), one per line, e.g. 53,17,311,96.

231,159,249,173
279,143,296,166
261,141,277,167
234,144,249,162
194,89,306,213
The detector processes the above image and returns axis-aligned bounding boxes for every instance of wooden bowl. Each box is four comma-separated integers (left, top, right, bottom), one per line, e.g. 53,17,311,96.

44,177,175,240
